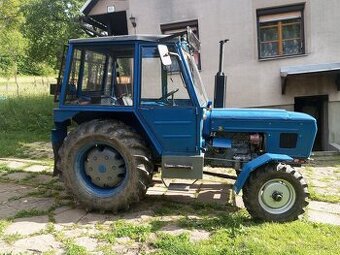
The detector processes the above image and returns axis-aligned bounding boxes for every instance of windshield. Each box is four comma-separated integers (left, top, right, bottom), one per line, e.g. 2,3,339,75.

183,50,209,107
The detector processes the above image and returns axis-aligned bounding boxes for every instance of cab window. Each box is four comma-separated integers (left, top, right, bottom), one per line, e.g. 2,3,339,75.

64,45,134,106
141,46,192,107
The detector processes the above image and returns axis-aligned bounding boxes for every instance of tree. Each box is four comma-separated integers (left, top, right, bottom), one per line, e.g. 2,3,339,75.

0,0,27,94
22,0,84,72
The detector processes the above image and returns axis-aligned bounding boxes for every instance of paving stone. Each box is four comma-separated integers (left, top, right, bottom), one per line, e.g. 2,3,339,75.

13,234,61,253
6,161,28,169
0,183,33,204
164,190,196,203
7,196,55,213
54,208,87,225
0,205,20,219
308,209,340,225
146,186,167,197
78,212,114,225
234,194,245,208
196,189,230,205
5,172,31,182
74,237,98,252
124,210,154,224
309,201,340,215
32,174,54,184
159,224,188,236
116,236,131,243
24,165,49,173
54,206,72,215
189,229,210,242
63,228,88,239
4,215,49,236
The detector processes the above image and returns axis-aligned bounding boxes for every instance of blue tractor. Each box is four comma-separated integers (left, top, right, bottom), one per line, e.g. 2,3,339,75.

52,29,317,222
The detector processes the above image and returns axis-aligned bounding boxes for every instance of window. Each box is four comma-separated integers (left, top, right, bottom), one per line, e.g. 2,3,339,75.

141,46,192,107
64,45,134,106
257,4,305,59
160,20,201,70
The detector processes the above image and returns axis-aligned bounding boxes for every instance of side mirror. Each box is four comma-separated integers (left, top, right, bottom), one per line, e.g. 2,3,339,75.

158,45,172,66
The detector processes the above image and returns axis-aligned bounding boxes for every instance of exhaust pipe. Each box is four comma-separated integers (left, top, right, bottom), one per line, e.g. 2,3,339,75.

214,39,229,108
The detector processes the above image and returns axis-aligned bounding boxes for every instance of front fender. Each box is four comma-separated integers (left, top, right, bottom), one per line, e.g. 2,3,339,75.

234,153,293,194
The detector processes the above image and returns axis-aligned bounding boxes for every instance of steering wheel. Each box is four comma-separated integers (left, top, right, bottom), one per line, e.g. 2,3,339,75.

158,88,179,101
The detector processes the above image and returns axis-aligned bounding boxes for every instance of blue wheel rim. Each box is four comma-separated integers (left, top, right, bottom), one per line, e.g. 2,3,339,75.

74,141,129,198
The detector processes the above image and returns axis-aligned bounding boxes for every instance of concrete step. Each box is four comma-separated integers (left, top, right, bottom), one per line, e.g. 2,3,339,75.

311,151,340,157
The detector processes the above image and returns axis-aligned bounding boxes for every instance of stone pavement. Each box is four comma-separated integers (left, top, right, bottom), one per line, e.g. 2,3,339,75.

0,157,339,254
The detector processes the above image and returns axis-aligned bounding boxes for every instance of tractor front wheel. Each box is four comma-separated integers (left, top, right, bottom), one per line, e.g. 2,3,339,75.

58,119,153,212
242,163,309,222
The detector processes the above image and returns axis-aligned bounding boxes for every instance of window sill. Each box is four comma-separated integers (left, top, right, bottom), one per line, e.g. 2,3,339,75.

258,53,308,62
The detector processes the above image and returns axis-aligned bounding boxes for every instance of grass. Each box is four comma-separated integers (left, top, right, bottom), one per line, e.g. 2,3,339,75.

2,233,23,245
97,220,153,243
64,239,88,255
309,187,340,204
0,220,10,238
12,209,49,219
0,76,55,159
0,76,54,97
154,218,340,255
0,96,54,158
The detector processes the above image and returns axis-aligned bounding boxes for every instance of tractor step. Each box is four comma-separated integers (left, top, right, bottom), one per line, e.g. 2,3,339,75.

161,155,204,179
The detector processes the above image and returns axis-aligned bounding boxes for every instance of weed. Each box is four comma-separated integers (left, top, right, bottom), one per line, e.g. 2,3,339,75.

0,220,10,237
63,239,88,255
97,220,152,243
97,244,116,255
150,220,167,232
42,250,57,255
13,209,49,219
3,233,23,244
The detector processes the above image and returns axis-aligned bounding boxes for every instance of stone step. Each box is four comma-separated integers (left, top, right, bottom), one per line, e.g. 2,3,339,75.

311,151,340,157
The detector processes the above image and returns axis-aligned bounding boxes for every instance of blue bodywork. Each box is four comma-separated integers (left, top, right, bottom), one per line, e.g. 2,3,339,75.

233,153,293,193
52,35,317,192
203,108,317,159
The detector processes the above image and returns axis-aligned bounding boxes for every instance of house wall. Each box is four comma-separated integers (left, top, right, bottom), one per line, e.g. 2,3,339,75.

88,0,128,15
83,0,340,148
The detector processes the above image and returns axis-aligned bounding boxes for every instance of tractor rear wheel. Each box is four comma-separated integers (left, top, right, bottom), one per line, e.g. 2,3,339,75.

58,119,153,212
242,163,309,222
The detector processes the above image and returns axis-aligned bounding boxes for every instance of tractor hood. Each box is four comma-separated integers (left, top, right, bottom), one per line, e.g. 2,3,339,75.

203,108,317,158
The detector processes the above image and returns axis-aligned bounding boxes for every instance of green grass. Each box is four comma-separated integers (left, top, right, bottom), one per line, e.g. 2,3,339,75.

97,220,152,243
0,77,56,159
64,239,88,255
154,220,340,255
0,95,54,158
0,76,54,97
0,220,10,238
12,208,49,219
2,233,23,245
309,188,340,204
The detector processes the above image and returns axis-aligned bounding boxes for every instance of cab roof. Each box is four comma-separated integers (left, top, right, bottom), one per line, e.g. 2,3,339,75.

69,34,172,44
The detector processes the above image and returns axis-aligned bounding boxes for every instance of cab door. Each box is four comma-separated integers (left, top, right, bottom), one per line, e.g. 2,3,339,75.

137,45,199,155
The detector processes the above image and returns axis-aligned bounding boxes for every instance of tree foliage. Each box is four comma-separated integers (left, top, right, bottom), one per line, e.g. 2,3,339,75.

22,0,84,72
0,0,85,76
0,0,27,77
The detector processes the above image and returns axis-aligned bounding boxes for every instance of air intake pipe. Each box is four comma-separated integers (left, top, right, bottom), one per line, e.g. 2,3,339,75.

214,39,229,108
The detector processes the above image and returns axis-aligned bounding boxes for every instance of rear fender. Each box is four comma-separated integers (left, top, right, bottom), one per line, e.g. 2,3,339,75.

234,153,293,194
51,122,68,176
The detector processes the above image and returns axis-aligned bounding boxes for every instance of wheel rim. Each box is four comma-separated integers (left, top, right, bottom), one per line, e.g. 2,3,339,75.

75,142,128,197
258,178,296,214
